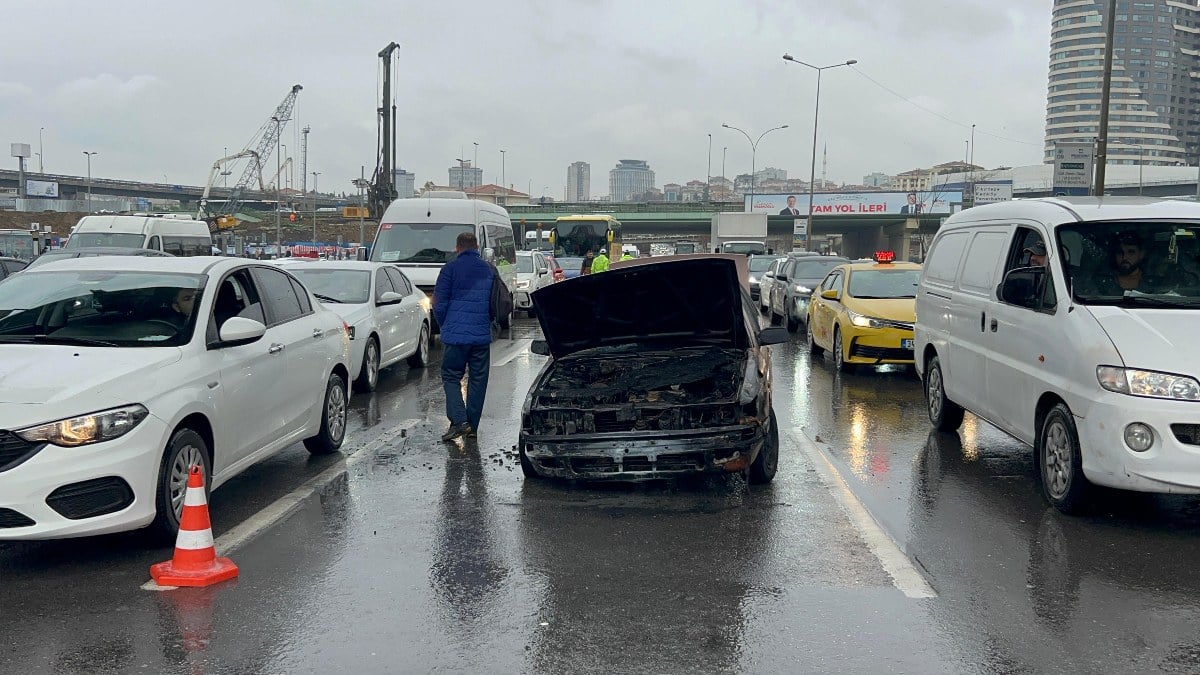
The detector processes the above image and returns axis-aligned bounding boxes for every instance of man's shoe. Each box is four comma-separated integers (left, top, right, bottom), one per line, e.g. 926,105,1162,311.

465,426,477,439
441,423,469,442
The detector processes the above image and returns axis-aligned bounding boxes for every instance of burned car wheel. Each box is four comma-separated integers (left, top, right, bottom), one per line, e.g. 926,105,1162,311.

749,409,780,485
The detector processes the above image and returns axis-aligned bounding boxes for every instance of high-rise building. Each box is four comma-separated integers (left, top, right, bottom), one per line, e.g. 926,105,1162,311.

448,161,483,190
862,172,892,188
1045,0,1196,165
393,168,416,198
567,161,590,201
608,160,655,202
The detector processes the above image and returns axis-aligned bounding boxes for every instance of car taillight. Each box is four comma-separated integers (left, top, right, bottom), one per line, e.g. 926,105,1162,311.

343,321,354,339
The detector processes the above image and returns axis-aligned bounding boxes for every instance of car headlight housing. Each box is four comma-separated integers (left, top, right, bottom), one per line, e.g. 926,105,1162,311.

1097,366,1200,401
793,285,812,296
16,404,149,447
847,309,884,329
517,279,531,289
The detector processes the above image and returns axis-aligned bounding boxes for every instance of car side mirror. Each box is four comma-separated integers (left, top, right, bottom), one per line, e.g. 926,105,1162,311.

482,247,496,263
538,268,549,276
216,317,266,348
764,271,774,279
531,339,551,356
377,291,403,305
999,267,1043,308
356,248,369,261
757,326,789,346
821,289,839,300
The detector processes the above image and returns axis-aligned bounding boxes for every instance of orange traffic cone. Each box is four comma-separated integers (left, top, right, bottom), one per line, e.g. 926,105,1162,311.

150,465,239,587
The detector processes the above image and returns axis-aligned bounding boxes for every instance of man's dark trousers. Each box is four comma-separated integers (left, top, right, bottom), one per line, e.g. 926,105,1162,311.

442,343,490,431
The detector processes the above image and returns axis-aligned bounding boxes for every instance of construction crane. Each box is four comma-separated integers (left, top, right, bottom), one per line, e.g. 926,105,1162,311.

198,84,303,229
369,42,400,218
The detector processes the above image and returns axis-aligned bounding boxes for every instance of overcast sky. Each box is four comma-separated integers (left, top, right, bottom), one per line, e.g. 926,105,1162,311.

1,0,1052,198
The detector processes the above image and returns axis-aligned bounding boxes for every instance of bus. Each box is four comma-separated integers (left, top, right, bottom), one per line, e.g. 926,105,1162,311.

524,229,553,250
0,230,38,261
550,215,622,261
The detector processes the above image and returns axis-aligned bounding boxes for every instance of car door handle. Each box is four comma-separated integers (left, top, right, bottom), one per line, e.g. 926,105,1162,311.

312,329,324,339
990,318,999,332
268,343,285,354
980,311,986,332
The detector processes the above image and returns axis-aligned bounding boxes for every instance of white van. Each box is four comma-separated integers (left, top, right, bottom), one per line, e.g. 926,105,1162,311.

915,197,1200,512
66,215,213,256
370,192,518,328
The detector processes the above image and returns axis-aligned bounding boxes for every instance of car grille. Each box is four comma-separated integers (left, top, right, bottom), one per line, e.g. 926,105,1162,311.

0,431,45,473
851,345,914,361
571,457,618,474
0,507,35,529
1172,424,1200,447
569,452,707,475
593,412,635,434
877,319,914,331
45,477,134,520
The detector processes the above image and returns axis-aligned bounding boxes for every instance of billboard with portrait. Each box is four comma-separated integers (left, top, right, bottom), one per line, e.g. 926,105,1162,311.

745,190,963,216
25,179,60,198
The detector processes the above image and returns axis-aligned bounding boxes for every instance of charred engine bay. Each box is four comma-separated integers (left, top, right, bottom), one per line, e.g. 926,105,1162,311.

529,348,749,436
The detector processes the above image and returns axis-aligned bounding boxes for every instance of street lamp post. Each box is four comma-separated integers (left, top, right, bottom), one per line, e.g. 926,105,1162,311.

782,54,857,229
82,151,98,213
271,116,283,256
706,133,712,202
721,123,789,202
311,171,321,242
500,149,506,206
38,127,44,173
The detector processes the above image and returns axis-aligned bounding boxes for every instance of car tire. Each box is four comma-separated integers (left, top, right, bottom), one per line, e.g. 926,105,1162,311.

354,337,380,393
770,310,782,327
807,323,824,355
749,409,779,485
1038,403,1093,514
834,327,855,373
149,428,211,542
924,354,964,432
518,438,540,478
786,311,800,333
304,372,348,455
406,323,430,368
499,299,513,330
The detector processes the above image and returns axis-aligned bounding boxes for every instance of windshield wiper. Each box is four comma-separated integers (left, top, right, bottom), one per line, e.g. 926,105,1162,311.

1077,294,1200,308
312,293,342,304
0,334,120,347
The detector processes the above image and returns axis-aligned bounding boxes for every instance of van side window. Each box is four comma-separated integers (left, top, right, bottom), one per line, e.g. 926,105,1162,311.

148,236,162,251
959,232,1008,294
1000,226,1057,312
924,232,969,283
163,236,212,257
485,224,517,266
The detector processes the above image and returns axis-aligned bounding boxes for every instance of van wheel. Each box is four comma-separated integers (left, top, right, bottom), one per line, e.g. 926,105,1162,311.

786,312,800,333
149,429,210,542
770,311,782,327
499,297,513,330
925,355,964,432
1038,403,1093,514
833,328,855,373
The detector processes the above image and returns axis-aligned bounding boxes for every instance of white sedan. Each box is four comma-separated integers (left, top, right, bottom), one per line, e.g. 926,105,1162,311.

0,257,351,540
515,250,555,318
278,260,431,392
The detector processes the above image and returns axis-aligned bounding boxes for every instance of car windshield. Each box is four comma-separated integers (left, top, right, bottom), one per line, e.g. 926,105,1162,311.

0,271,206,347
372,223,473,264
793,259,844,279
65,233,146,249
1059,221,1200,307
848,269,921,299
748,257,776,272
288,269,371,304
557,257,583,271
516,256,536,274
723,243,765,255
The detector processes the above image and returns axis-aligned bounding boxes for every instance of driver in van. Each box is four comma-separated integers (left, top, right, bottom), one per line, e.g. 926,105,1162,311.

1090,231,1166,294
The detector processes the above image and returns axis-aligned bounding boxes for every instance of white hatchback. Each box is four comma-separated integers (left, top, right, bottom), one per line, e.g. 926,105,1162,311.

276,260,431,392
0,257,352,540
515,250,555,317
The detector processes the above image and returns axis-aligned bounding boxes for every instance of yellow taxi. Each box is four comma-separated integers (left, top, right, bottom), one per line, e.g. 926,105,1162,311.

805,251,922,372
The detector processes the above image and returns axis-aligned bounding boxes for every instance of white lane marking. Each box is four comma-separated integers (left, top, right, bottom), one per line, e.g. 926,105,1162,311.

142,417,421,591
793,429,937,599
492,339,533,367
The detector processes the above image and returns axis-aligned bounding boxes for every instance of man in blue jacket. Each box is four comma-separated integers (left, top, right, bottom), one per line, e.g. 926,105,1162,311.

434,232,494,441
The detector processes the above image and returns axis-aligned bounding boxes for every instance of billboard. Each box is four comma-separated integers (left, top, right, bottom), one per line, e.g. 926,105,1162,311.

1052,142,1093,195
972,182,1012,205
745,190,963,216
24,179,59,198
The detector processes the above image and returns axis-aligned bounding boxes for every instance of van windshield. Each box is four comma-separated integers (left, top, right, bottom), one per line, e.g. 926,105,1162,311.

1059,221,1200,307
65,233,145,249
372,223,473,264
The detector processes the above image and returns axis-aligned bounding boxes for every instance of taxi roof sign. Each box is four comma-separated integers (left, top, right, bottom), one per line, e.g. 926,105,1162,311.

873,250,895,263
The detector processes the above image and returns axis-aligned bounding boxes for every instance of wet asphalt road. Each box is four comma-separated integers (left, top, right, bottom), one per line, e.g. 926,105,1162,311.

6,316,1200,673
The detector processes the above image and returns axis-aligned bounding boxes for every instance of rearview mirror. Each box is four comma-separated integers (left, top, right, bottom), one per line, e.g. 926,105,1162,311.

531,339,551,356
482,247,496,263
999,267,1044,308
820,289,839,300
377,291,403,305
757,326,789,346
216,317,266,348
764,271,775,279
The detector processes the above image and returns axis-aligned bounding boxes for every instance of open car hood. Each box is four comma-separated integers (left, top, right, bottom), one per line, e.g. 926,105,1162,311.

531,256,750,359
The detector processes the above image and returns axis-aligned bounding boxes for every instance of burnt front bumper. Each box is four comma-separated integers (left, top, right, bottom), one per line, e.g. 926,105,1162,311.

519,423,766,480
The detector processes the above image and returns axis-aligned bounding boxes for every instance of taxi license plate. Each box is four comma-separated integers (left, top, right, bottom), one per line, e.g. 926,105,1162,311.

901,339,914,350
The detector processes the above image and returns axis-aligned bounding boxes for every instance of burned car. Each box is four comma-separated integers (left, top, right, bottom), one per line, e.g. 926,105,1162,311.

519,255,787,483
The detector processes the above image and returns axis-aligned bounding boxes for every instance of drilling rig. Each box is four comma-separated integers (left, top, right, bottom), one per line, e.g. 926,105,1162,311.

368,42,400,218
198,84,302,229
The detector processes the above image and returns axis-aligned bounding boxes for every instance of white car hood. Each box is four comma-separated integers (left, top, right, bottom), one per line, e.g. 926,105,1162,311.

320,302,372,327
1088,306,1200,375
0,344,183,417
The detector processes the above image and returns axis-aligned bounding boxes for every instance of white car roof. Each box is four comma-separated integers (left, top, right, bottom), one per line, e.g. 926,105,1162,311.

24,255,239,276
271,260,390,272
945,196,1200,228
